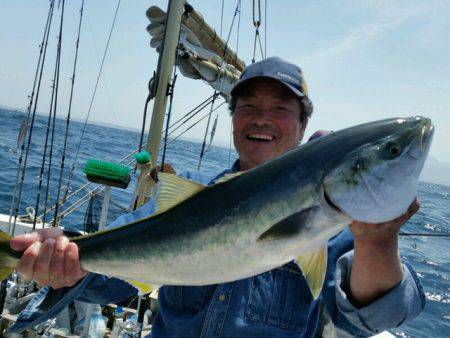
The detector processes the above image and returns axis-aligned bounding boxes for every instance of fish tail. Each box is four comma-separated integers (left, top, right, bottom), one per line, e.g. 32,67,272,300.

0,230,17,281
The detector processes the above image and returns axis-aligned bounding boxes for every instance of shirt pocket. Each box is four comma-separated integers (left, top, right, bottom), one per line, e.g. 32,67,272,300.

245,263,313,332
161,285,214,314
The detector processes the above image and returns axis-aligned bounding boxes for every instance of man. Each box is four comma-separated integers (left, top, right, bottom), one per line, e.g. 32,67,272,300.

10,57,425,336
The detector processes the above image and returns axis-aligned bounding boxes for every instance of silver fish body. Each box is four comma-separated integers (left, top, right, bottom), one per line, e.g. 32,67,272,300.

70,116,433,287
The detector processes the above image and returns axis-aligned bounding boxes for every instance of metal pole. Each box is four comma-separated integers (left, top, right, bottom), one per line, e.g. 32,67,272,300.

99,186,111,231
135,0,184,207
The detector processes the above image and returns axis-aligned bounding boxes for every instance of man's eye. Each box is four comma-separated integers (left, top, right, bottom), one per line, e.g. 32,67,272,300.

274,106,288,111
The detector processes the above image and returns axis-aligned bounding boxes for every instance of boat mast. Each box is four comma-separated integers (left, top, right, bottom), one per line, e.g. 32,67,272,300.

134,0,185,208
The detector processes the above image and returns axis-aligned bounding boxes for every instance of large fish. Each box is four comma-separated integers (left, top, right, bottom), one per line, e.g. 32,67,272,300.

0,116,434,298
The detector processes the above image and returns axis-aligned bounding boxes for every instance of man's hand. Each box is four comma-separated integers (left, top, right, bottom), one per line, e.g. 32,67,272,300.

10,228,88,289
348,199,419,307
349,198,419,241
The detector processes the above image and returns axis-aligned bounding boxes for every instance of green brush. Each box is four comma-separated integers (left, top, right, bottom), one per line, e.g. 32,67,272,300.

83,159,131,189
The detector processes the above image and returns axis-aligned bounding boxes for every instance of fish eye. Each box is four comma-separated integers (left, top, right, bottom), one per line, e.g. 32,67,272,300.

385,142,403,158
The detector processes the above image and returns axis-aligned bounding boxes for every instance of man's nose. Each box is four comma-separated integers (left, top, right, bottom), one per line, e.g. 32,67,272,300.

252,109,273,126
254,118,271,127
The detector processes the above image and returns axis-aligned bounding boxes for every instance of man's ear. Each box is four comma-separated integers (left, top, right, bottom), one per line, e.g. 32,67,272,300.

298,119,309,143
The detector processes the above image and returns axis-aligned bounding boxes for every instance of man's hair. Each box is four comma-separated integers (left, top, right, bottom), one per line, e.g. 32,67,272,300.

228,90,313,124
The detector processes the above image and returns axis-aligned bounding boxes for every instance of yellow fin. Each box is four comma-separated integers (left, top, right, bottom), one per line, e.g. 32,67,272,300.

0,267,14,281
0,230,11,242
213,171,243,184
124,279,155,295
295,245,328,299
0,230,15,280
154,173,205,214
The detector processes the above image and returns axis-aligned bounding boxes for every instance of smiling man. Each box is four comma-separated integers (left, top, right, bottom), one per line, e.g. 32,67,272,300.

10,57,425,337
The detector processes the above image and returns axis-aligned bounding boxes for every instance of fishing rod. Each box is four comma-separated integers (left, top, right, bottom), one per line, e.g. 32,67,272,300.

399,232,450,237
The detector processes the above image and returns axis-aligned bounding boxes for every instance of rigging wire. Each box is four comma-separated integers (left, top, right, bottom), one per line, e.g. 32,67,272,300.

165,94,219,137
229,0,242,166
197,93,218,170
39,147,137,221
236,0,242,54
7,0,55,234
197,0,242,169
167,101,226,146
159,6,184,170
252,0,264,62
220,0,225,36
61,0,122,206
33,0,65,230
161,74,178,168
52,0,85,226
9,0,56,236
264,0,267,57
137,75,156,154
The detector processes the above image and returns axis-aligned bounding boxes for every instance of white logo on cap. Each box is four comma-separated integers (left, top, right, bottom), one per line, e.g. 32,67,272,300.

276,72,300,85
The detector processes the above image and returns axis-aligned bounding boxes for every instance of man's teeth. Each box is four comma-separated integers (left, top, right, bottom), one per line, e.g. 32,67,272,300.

247,134,274,141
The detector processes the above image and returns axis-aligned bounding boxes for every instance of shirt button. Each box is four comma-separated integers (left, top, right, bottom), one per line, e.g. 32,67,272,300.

218,294,226,302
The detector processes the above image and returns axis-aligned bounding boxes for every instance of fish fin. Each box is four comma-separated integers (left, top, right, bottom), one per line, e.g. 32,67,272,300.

295,245,328,299
257,207,318,242
213,171,243,184
0,230,15,281
0,266,14,281
124,278,155,295
155,172,205,214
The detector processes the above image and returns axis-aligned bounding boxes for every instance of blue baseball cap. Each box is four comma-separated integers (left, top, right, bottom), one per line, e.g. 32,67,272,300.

230,56,309,99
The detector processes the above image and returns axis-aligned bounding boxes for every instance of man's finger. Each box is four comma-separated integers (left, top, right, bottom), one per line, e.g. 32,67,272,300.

10,228,64,251
16,241,41,280
49,236,69,289
34,238,56,286
63,243,83,287
10,232,44,251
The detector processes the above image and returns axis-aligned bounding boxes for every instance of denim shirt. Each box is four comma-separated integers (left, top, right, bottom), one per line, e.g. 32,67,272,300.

10,165,426,337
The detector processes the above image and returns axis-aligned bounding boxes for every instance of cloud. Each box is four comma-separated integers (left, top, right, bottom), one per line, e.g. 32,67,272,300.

301,2,442,63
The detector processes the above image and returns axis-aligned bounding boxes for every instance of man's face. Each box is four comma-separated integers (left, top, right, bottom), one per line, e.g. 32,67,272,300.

232,78,307,171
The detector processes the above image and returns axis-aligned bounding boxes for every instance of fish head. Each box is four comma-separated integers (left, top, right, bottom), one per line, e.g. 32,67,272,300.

323,116,434,223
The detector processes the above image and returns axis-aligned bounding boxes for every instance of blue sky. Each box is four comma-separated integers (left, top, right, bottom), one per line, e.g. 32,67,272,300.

1,0,449,162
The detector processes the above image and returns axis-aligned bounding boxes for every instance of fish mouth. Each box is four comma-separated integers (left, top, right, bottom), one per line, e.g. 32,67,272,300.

323,187,342,213
408,120,434,160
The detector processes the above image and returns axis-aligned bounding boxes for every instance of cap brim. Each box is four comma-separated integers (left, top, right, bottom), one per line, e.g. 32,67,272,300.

230,75,305,98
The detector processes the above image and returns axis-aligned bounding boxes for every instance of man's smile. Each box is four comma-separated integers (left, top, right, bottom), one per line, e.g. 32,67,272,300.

246,132,276,142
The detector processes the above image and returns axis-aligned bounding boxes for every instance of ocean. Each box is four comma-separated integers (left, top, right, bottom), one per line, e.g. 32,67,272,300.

0,108,448,337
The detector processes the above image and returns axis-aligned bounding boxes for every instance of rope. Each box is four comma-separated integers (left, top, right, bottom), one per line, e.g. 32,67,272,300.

9,0,56,236
62,0,122,206
53,0,85,226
